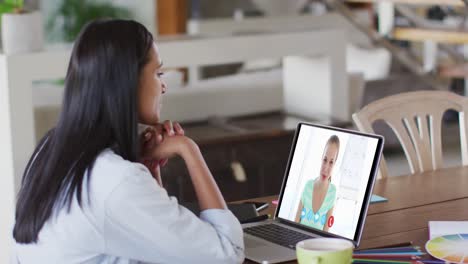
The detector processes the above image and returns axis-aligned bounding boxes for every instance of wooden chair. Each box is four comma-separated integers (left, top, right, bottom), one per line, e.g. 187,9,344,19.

352,91,468,178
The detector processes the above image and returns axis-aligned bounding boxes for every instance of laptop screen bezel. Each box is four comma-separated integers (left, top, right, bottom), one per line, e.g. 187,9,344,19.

274,122,384,246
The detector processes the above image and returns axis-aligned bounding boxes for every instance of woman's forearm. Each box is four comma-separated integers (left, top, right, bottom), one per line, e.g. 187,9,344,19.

180,139,227,211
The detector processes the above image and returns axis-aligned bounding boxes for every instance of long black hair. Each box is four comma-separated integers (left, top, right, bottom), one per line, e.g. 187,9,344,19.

13,19,154,243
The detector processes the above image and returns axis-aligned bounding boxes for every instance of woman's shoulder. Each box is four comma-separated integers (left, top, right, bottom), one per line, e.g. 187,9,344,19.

306,179,315,186
303,179,315,190
93,149,143,175
328,183,337,197
302,179,315,195
88,148,153,197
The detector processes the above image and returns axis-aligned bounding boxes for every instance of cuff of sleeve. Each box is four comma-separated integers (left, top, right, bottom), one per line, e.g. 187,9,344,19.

200,209,244,250
199,209,237,224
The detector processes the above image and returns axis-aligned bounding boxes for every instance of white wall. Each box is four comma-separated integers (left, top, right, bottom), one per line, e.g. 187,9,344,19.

0,55,19,264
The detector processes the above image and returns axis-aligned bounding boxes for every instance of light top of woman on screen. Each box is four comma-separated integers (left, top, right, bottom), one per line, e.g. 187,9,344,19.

294,135,340,232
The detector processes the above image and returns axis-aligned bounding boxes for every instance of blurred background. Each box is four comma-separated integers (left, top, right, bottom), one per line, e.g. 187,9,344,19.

1,0,466,213
4,2,468,262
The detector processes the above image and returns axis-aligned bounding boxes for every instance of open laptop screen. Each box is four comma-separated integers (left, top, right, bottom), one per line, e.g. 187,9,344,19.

277,122,383,243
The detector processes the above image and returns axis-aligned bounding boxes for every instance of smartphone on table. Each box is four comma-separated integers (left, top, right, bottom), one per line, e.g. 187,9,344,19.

243,202,269,212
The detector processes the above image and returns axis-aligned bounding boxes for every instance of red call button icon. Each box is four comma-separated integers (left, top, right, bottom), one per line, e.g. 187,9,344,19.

327,216,334,228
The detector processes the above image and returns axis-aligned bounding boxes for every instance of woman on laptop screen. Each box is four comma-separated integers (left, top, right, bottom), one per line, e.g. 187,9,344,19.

294,135,339,231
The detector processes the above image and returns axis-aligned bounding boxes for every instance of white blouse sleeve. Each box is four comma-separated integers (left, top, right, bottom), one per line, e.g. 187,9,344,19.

103,164,245,264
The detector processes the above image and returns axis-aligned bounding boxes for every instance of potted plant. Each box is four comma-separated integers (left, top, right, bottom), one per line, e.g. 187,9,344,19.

1,0,44,54
47,0,132,43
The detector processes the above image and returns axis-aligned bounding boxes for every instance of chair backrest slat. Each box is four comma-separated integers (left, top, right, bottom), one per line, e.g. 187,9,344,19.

429,113,444,170
352,91,468,178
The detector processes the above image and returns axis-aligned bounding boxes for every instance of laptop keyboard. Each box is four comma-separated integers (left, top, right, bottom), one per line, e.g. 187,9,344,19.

244,223,314,249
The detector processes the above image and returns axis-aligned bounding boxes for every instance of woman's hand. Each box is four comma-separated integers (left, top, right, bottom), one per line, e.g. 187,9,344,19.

158,120,185,166
145,123,226,211
140,126,162,183
140,120,185,183
141,121,226,211
151,135,197,161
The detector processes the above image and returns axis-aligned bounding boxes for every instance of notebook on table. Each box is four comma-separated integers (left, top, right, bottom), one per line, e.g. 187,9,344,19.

429,221,468,239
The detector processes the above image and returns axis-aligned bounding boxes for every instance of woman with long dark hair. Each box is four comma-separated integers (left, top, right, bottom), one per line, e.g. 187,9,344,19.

12,19,244,264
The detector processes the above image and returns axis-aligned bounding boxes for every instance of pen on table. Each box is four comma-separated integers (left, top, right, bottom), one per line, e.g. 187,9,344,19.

353,259,412,264
354,250,422,256
352,259,443,264
353,258,445,264
353,255,421,260
355,246,420,254
415,261,447,264
357,242,414,251
242,214,269,224
354,252,426,257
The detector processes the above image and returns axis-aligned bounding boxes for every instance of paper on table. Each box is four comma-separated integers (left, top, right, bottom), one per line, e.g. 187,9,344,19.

370,194,388,204
428,221,468,239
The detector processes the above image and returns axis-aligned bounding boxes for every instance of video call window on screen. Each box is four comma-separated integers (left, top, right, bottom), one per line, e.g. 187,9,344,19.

278,125,379,239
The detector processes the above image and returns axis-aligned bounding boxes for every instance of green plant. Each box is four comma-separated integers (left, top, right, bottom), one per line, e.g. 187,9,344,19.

0,0,24,33
0,0,24,15
47,0,132,42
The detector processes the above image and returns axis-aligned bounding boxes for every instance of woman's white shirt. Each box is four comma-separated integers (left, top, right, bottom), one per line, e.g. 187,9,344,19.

13,148,245,264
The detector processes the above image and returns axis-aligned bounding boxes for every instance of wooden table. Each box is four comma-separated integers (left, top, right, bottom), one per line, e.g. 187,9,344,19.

242,166,468,263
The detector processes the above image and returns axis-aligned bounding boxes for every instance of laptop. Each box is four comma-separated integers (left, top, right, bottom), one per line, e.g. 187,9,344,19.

243,122,384,263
